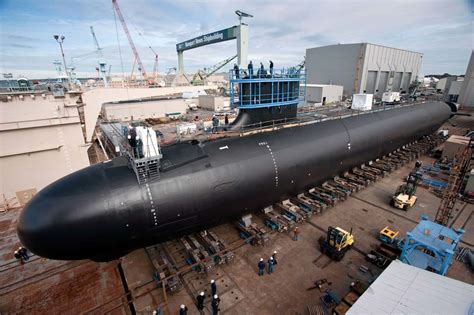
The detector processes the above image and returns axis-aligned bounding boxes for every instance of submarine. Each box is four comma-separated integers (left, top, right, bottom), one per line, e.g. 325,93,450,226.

17,71,452,261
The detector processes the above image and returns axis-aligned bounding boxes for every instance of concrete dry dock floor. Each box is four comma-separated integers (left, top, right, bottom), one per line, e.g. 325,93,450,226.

1,114,473,313
118,159,473,314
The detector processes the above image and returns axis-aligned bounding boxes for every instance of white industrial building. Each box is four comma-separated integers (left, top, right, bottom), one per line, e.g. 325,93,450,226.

306,43,423,97
198,95,230,112
348,260,473,315
459,51,474,108
447,80,464,102
305,84,343,105
101,97,188,122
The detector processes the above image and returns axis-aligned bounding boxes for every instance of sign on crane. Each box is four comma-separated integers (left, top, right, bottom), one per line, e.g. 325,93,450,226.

112,0,147,79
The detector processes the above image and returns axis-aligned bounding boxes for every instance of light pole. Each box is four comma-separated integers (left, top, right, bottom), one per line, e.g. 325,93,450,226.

53,35,71,88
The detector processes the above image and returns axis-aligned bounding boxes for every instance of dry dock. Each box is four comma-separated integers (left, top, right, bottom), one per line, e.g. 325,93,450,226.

1,113,472,314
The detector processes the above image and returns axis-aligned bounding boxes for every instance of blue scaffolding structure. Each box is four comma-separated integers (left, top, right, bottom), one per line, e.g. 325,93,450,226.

229,68,306,109
400,215,464,275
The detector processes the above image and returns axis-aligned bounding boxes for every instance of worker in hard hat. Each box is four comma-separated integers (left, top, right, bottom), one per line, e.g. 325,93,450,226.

211,279,217,296
258,258,266,276
272,250,278,266
267,257,274,274
196,291,205,310
211,294,220,315
233,63,239,79
179,304,188,315
212,115,219,133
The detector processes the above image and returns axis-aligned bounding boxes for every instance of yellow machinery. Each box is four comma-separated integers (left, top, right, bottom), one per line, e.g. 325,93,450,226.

319,226,354,261
378,226,399,244
391,161,422,211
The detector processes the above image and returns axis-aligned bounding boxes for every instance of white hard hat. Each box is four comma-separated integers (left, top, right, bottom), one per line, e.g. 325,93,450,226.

135,136,139,140
180,304,185,309
270,257,273,260
152,311,156,315
127,135,131,139
211,279,215,283
214,294,218,299
200,291,205,296
260,258,263,261
273,251,277,254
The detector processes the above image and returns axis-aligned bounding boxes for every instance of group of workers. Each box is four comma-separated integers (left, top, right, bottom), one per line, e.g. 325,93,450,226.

257,250,278,276
177,279,221,314
14,246,29,263
233,60,274,79
211,114,230,133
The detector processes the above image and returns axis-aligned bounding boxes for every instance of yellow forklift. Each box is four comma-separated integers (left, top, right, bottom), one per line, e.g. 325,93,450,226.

391,161,423,211
319,226,354,261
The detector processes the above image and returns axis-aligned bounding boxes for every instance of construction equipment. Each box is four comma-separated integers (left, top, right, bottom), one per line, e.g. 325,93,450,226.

319,226,354,261
391,161,423,210
112,0,147,79
90,26,108,86
378,226,399,244
191,55,237,85
307,278,332,291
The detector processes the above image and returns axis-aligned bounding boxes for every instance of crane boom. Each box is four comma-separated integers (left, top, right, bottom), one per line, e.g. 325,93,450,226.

112,0,147,79
90,26,103,57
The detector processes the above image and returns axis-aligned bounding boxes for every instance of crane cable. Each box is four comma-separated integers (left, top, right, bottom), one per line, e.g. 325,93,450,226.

113,4,125,79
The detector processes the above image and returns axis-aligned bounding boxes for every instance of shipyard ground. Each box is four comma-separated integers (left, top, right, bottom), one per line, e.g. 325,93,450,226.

1,115,473,314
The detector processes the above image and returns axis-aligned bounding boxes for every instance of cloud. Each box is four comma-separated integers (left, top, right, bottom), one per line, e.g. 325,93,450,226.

0,0,471,78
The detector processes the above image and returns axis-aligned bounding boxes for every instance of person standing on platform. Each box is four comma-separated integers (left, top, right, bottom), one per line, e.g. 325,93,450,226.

248,61,253,78
269,60,274,75
233,63,239,79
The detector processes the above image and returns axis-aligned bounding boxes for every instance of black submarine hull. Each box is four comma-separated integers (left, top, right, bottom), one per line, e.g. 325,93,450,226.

17,102,451,261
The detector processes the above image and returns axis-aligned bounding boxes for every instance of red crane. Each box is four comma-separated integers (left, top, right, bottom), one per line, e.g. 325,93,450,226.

112,0,147,79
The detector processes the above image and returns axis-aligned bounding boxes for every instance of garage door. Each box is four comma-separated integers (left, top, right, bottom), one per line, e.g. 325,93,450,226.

392,72,403,92
401,72,412,92
377,71,389,96
365,71,377,94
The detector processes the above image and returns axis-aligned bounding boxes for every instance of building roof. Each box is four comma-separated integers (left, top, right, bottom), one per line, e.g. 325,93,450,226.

306,43,422,55
347,260,474,315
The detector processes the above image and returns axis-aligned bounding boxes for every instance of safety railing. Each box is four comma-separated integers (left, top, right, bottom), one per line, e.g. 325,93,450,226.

229,68,306,109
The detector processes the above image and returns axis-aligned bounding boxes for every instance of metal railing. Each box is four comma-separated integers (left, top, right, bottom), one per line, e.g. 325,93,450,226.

229,68,306,109
208,101,431,136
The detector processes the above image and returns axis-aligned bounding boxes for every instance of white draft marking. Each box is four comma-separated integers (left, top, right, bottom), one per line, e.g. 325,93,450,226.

259,141,279,187
145,183,158,226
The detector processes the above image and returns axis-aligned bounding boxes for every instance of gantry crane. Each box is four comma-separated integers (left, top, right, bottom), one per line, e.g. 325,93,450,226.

90,26,103,57
112,0,147,79
148,46,159,82
90,26,108,86
191,55,237,85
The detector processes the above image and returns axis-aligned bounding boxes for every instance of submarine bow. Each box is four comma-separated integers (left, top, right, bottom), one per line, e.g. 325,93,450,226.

17,102,451,261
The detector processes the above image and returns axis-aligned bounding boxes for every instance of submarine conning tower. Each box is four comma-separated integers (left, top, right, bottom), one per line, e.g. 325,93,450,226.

228,66,306,130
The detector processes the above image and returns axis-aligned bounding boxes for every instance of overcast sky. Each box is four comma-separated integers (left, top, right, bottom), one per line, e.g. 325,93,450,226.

0,0,472,79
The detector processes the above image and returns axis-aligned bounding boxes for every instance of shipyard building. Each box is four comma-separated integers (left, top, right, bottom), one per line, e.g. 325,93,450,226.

306,43,423,96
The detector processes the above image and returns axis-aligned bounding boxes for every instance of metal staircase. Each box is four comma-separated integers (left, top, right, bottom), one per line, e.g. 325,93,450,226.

435,139,472,226
130,156,161,185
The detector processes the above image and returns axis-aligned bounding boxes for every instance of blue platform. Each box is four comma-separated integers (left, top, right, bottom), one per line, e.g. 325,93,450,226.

400,215,464,275
229,67,306,109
